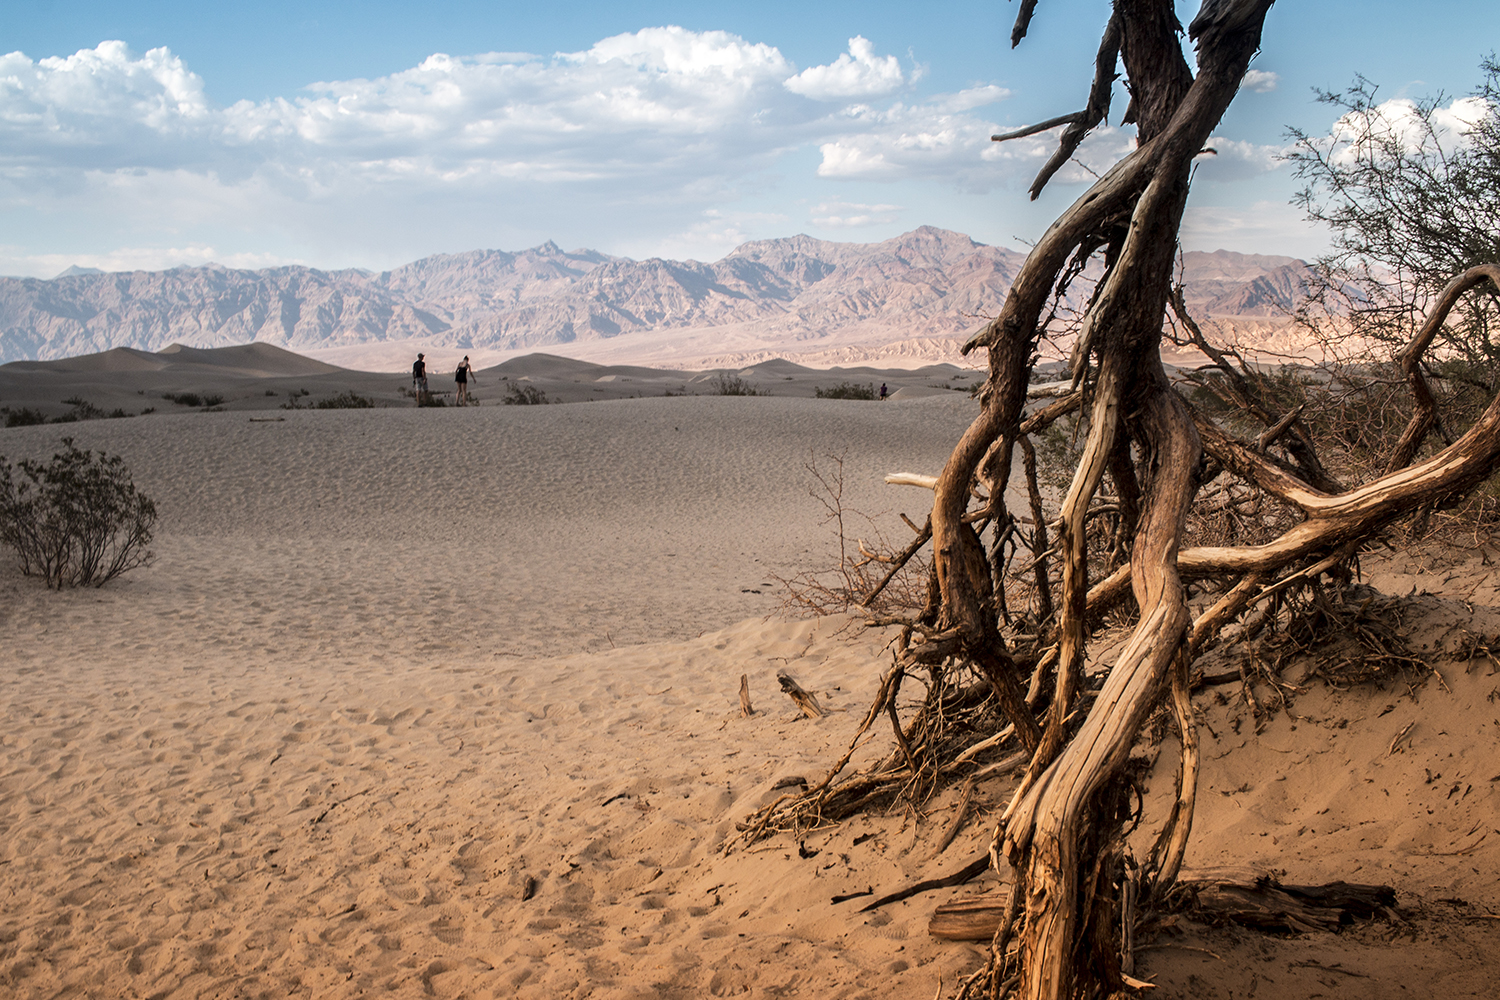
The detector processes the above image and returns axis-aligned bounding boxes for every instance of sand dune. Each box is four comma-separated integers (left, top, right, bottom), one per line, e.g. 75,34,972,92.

2,381,1498,998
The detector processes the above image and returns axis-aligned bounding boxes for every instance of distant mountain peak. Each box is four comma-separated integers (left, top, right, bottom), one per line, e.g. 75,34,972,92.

52,265,105,279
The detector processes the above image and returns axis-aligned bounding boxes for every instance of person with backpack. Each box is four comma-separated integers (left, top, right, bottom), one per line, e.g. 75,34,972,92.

455,356,476,405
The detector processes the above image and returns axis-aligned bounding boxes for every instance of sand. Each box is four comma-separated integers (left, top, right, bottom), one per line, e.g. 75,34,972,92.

2,350,1499,999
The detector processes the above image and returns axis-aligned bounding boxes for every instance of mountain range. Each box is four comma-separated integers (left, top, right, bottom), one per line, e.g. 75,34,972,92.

0,227,1315,370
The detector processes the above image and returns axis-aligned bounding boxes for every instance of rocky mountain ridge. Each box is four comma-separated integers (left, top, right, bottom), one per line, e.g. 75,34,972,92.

0,228,1315,367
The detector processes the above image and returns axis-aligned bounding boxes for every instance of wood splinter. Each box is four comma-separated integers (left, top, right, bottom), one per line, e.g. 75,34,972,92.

777,671,825,718
739,674,754,717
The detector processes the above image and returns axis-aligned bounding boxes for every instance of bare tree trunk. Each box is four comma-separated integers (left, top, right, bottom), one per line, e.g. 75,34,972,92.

932,3,1276,996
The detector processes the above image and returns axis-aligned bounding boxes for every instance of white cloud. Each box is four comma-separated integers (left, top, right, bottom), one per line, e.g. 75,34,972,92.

1241,69,1279,93
1325,94,1491,166
0,31,1008,208
784,37,904,100
0,242,298,278
0,28,1290,273
1191,136,1288,181
810,199,903,228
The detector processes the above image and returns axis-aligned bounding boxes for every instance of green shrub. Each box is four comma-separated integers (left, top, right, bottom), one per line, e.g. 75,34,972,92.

0,439,157,588
314,391,375,409
2,406,48,428
708,372,765,396
502,384,549,405
162,392,223,408
57,397,108,422
815,382,876,400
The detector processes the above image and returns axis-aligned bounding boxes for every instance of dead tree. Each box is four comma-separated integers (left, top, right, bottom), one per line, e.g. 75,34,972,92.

744,3,1500,997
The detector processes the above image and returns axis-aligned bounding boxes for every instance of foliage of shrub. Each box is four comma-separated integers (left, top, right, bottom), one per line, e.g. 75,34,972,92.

0,439,157,588
2,406,47,428
314,391,375,409
162,392,223,408
502,384,549,405
815,382,876,400
708,372,765,396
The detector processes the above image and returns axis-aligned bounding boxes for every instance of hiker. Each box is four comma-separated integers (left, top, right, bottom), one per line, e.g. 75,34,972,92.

879,382,888,401
455,356,476,405
412,353,429,398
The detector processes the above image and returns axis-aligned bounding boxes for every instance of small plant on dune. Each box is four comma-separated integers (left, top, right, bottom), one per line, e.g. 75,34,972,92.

708,372,765,396
418,389,448,407
162,391,223,409
502,384,549,405
815,382,876,400
314,390,375,409
0,438,157,588
2,406,48,428
55,397,108,422
161,391,203,407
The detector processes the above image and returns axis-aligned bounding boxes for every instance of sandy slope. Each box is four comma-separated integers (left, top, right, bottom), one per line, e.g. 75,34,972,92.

1,380,1498,998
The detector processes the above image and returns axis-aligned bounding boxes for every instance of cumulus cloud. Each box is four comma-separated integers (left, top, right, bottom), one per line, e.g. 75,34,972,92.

1191,136,1288,181
783,37,904,100
1240,69,1279,93
814,103,1138,193
0,27,1287,274
0,29,1002,213
1326,94,1491,165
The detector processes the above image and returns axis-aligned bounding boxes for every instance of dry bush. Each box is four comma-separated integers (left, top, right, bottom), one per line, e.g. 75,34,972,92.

0,438,157,588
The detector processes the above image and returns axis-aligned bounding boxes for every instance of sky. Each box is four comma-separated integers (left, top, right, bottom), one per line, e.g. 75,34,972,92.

1,0,1497,278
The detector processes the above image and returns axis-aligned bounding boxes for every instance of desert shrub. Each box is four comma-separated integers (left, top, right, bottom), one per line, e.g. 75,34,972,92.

314,391,375,409
162,392,223,408
709,372,764,396
418,389,449,407
502,384,549,405
0,439,157,588
2,406,47,427
54,397,108,423
815,382,876,400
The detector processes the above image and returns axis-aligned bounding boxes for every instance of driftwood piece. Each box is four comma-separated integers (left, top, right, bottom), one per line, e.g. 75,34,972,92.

930,890,1012,941
930,877,1397,942
1174,872,1397,933
739,674,754,717
862,855,991,913
777,671,824,718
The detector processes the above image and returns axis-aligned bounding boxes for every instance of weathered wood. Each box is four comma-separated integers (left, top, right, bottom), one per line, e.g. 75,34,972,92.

776,671,824,718
930,877,1396,942
1178,876,1397,933
861,855,992,913
1386,265,1500,473
739,674,754,718
930,891,1011,941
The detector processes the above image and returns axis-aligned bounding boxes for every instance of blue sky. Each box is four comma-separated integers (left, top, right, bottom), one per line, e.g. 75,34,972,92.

1,0,1496,277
